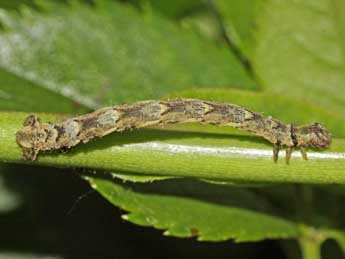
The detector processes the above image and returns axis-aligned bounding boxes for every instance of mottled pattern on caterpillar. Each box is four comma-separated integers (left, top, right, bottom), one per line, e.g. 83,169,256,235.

16,98,331,163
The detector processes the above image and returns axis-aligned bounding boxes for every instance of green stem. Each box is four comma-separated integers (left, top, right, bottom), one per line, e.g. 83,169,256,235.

1,111,345,184
298,226,327,259
299,237,322,259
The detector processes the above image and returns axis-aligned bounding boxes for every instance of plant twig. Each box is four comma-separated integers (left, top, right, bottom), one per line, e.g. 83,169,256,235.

1,112,345,184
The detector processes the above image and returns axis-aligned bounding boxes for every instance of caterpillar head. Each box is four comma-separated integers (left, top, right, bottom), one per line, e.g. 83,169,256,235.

16,115,44,160
295,123,331,149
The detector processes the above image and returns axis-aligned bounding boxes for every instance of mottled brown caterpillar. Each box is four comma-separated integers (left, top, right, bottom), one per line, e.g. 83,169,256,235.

16,98,331,163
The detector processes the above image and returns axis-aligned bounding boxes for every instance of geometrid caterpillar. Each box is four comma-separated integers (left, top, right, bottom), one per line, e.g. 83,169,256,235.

16,98,331,163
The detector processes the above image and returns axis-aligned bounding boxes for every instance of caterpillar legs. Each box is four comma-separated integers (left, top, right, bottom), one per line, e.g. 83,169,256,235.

273,143,281,163
300,147,308,160
285,147,293,164
273,144,308,164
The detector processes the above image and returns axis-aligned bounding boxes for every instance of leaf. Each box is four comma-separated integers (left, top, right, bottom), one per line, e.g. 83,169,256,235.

253,0,345,115
180,8,225,44
215,0,261,57
0,69,88,113
141,0,203,18
0,0,35,10
87,177,299,242
0,0,255,109
216,0,345,116
86,161,345,246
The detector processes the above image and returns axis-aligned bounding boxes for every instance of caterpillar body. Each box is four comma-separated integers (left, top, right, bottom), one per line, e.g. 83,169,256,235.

16,98,331,163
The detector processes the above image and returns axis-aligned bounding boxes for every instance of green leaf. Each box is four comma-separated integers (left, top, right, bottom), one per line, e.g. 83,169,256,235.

216,0,345,116
0,0,35,10
180,8,225,44
140,0,203,18
0,69,88,113
253,0,345,115
215,0,261,57
87,166,345,246
0,0,255,109
87,177,300,242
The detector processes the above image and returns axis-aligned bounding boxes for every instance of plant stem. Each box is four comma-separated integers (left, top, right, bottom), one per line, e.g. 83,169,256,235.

298,236,323,259
299,239,321,259
1,111,345,184
298,227,325,259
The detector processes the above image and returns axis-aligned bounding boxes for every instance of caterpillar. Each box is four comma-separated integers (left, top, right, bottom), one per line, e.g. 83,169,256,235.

16,98,331,163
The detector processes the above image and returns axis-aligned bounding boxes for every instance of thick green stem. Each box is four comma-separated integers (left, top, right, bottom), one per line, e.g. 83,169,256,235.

299,238,322,259
298,227,325,259
1,112,345,184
